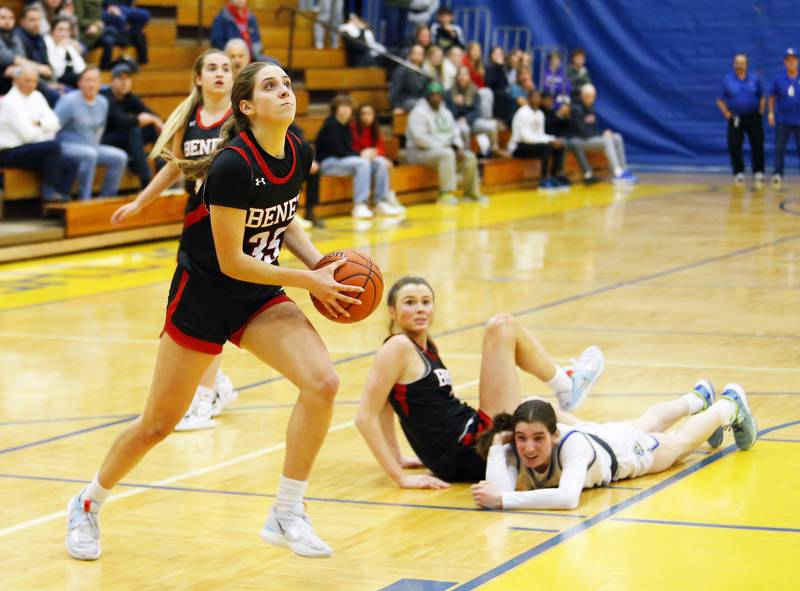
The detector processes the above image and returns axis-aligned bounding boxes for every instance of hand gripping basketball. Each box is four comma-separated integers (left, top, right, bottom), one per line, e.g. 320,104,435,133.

310,249,384,323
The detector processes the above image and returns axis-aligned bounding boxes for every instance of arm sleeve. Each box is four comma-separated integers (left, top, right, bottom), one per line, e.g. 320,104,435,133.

204,149,253,210
6,97,45,144
501,435,592,510
54,94,73,128
38,94,61,135
485,444,518,492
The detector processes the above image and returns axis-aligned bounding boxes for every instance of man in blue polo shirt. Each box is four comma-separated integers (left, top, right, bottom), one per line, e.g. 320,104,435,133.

716,53,764,187
768,47,800,189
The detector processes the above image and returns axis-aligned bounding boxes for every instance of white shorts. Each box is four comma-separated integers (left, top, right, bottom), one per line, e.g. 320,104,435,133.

576,422,659,481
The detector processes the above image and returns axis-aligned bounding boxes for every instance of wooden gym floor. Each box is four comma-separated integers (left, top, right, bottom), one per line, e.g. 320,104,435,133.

0,174,798,590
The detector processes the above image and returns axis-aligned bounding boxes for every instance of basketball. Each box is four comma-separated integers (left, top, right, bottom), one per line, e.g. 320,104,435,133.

310,249,384,323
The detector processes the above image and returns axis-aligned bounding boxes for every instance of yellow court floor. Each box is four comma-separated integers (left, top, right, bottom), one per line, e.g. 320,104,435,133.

0,174,798,591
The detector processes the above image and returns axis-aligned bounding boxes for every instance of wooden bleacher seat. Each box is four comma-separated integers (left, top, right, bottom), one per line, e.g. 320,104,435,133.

1,168,142,202
43,193,188,238
305,67,386,91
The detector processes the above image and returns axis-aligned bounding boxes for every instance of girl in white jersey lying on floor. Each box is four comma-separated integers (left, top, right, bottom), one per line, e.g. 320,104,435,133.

109,50,238,431
357,276,605,489
471,381,757,510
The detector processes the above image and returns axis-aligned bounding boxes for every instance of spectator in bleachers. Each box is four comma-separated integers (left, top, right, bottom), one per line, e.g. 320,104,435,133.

314,0,343,50
406,24,432,56
224,38,250,78
74,0,116,70
508,89,564,190
566,48,590,101
509,68,535,109
423,45,447,87
716,52,764,187
463,41,493,121
45,17,86,87
444,45,462,88
316,94,399,219
101,62,161,189
405,81,485,204
568,83,637,186
486,46,515,125
35,0,76,36
210,0,265,61
445,65,501,158
506,48,522,86
0,6,58,102
542,51,571,108
14,5,55,82
430,7,463,51
0,64,75,202
768,47,800,189
102,0,150,66
541,90,570,184
55,66,128,199
351,102,405,214
339,13,385,68
74,0,117,70
390,44,428,113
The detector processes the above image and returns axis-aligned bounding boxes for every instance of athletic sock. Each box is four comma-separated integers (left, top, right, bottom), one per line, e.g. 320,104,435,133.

545,365,572,396
681,391,706,415
275,475,307,515
82,474,111,508
712,399,736,427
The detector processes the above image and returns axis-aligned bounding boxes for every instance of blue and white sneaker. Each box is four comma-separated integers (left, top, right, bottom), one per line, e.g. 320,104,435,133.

721,384,757,451
622,170,639,184
261,507,332,558
558,346,604,411
538,178,559,192
693,380,723,448
65,492,101,560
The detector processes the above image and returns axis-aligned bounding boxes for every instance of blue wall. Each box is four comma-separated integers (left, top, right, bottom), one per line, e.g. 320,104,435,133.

451,0,797,167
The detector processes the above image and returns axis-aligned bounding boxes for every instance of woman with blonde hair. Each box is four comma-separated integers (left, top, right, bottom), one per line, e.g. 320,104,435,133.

110,49,238,431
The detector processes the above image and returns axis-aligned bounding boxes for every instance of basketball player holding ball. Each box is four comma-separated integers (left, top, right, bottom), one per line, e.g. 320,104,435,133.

66,62,365,561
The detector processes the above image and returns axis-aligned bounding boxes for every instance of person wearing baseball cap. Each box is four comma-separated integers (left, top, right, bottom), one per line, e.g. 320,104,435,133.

101,60,163,188
768,47,800,188
716,53,765,187
404,80,487,204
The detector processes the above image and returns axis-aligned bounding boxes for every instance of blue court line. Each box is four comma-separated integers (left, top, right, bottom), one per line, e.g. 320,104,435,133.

605,485,643,491
611,516,800,534
446,418,800,591
508,526,560,533
4,230,798,452
0,473,587,519
0,416,137,455
759,437,800,443
378,579,456,591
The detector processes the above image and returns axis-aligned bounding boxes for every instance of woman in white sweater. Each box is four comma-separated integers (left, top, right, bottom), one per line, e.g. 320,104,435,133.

471,381,757,511
44,16,86,87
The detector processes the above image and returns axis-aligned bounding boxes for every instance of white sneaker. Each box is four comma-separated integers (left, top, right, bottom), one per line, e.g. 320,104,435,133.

260,507,332,558
753,172,764,188
386,191,406,212
375,200,404,216
734,173,746,186
437,192,459,205
351,204,373,219
558,345,604,411
66,493,101,560
211,370,239,418
174,387,216,431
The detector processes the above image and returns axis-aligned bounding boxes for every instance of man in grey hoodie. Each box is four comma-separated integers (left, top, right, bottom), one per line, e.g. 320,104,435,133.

405,81,485,204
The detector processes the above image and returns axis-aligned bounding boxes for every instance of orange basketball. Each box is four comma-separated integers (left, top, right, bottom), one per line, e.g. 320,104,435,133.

310,249,384,323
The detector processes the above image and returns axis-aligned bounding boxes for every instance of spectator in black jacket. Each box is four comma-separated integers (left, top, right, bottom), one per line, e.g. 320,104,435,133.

566,48,591,102
14,5,54,81
2,6,59,104
100,62,162,188
541,90,570,184
430,7,463,51
390,44,429,113
316,94,399,219
567,83,637,185
485,45,515,125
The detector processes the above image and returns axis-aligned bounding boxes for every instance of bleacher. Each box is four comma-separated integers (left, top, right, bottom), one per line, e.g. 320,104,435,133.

0,0,608,260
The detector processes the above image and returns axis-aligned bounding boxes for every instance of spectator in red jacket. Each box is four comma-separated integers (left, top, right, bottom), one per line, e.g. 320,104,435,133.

350,102,405,214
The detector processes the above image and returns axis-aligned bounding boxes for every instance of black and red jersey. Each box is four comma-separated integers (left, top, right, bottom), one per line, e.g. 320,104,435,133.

176,127,313,299
181,105,232,209
387,337,479,475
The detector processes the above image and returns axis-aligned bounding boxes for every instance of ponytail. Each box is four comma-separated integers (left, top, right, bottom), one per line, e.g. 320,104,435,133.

475,412,514,459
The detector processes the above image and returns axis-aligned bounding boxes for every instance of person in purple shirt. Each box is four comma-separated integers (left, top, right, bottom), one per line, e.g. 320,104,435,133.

768,47,800,189
716,53,765,187
541,52,571,109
